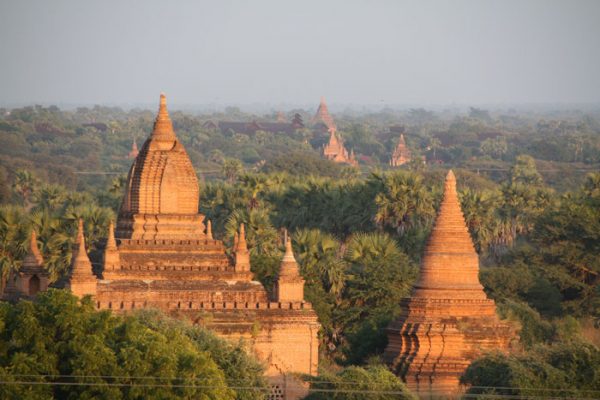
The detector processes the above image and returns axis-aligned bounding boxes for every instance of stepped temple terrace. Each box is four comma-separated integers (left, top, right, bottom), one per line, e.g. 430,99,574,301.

3,94,319,400
384,170,515,396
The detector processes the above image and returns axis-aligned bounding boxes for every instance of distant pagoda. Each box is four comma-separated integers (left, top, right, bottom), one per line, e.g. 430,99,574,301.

384,170,515,396
390,134,411,166
311,96,336,130
322,127,357,166
127,137,139,159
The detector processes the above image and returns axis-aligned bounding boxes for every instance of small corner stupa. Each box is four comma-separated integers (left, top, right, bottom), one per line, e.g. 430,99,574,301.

2,230,49,299
323,127,358,166
390,134,411,166
312,96,336,130
64,219,98,298
384,170,515,396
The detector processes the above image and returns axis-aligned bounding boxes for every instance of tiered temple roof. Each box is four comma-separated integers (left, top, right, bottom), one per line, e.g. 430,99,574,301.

390,133,411,166
384,171,515,396
322,127,357,166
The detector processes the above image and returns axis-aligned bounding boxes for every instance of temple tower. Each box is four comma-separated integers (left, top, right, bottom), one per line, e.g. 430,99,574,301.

312,96,336,130
390,134,411,166
2,230,49,299
384,171,514,396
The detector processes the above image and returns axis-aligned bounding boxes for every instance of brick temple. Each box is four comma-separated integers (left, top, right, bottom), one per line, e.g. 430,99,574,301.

390,133,411,166
4,94,319,400
322,127,357,166
384,170,514,396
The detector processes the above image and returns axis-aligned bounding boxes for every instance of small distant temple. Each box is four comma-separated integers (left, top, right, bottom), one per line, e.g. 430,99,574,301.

3,231,49,298
384,171,514,396
127,138,139,159
4,94,319,400
390,134,411,166
322,127,357,166
311,96,336,132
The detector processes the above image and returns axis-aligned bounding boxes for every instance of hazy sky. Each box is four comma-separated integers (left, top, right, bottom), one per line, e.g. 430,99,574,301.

1,0,599,107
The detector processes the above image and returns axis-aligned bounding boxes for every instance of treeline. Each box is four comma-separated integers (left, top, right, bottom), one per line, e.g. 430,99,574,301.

1,103,600,197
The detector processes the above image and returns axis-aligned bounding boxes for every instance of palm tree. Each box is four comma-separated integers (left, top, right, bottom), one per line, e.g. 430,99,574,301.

12,169,38,209
428,137,441,162
372,171,435,235
292,228,346,299
222,158,243,183
224,208,279,257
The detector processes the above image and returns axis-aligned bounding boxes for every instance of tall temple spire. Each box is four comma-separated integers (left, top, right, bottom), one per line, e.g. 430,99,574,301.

235,224,250,272
103,221,120,271
274,236,305,302
66,219,97,297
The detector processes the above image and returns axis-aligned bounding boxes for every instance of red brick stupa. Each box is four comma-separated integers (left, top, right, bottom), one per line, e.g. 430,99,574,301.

384,170,514,396
390,134,411,166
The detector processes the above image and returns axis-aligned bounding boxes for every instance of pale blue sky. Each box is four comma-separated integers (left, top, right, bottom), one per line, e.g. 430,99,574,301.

1,0,599,107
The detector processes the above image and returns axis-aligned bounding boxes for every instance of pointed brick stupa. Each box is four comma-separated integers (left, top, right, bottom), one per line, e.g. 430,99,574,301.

390,133,411,167
384,171,515,396
65,219,97,298
312,96,336,130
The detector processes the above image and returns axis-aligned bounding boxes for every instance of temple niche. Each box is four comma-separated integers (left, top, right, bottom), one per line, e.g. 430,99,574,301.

9,94,319,400
384,170,515,397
